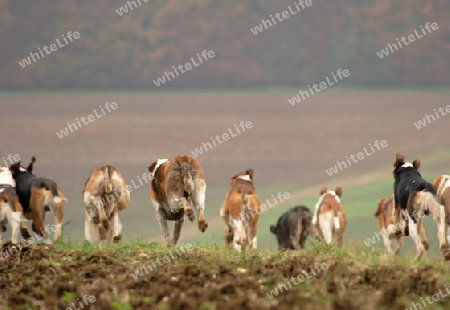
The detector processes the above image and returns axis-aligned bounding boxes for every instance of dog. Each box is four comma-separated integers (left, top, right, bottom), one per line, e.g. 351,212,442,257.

9,159,67,244
83,165,131,248
312,186,347,247
391,153,446,259
270,205,321,250
148,155,208,245
220,169,261,250
0,157,37,243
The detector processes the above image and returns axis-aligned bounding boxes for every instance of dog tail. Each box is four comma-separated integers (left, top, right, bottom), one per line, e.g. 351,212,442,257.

26,156,36,173
240,190,250,219
238,190,251,248
182,161,194,195
93,197,109,235
241,189,248,205
103,166,113,194
375,199,382,218
375,198,389,217
333,208,340,231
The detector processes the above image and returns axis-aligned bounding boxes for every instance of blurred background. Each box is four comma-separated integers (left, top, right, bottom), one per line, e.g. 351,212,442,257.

0,0,449,253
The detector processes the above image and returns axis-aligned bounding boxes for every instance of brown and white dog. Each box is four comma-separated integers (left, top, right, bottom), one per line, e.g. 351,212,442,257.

433,174,450,258
148,155,208,245
0,165,30,244
9,158,67,244
391,153,447,260
83,165,130,248
220,169,261,251
312,186,347,247
375,198,429,255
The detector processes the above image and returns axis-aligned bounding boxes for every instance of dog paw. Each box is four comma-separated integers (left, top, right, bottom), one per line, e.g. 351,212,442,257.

225,229,234,243
99,226,107,240
113,234,122,243
423,240,430,250
101,219,110,230
404,226,409,236
20,227,31,239
185,208,195,222
444,250,450,261
440,245,450,260
198,219,208,232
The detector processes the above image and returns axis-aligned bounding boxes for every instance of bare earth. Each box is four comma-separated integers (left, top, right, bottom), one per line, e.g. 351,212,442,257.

2,242,450,310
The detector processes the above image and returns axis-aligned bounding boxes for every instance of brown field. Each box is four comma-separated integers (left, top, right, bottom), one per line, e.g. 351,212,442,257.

2,90,449,190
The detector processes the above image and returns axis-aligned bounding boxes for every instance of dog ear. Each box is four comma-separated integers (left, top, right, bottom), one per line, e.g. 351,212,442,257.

231,173,240,180
148,161,157,174
320,186,327,195
245,169,254,179
270,225,277,234
9,162,21,178
394,153,405,167
231,171,245,180
9,162,21,172
413,159,421,169
335,187,343,197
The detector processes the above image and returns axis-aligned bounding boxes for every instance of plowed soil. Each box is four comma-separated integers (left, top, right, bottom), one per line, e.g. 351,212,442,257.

1,242,450,310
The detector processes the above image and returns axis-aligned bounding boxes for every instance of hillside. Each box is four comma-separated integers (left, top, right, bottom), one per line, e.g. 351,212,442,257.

2,1,450,89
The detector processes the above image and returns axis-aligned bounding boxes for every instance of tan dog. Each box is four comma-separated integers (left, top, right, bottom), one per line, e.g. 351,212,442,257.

83,165,130,248
220,169,260,251
148,155,208,245
312,186,347,247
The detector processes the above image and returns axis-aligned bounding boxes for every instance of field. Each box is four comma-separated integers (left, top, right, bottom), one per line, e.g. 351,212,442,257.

1,90,450,309
2,242,450,310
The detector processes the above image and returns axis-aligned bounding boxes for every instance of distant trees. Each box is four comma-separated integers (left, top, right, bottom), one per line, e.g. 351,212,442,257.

2,0,449,89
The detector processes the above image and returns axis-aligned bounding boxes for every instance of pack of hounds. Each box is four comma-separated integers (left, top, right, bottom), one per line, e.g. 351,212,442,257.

0,153,449,260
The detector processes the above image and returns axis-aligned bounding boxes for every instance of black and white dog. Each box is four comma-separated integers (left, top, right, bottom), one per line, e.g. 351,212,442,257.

392,153,446,259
